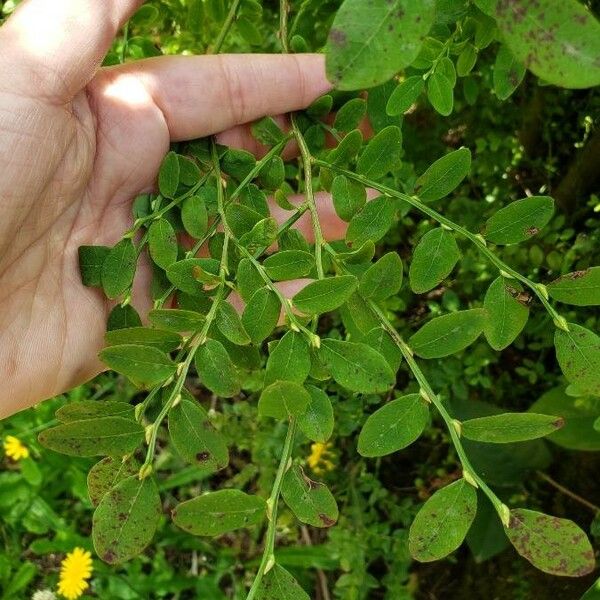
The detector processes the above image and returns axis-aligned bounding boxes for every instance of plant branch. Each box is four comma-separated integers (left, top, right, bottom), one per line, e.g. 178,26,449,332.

210,0,241,54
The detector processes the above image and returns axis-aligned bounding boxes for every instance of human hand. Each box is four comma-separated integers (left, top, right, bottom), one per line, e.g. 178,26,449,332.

0,0,337,417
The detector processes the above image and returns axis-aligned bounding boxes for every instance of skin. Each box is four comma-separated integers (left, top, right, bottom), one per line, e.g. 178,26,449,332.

0,0,346,418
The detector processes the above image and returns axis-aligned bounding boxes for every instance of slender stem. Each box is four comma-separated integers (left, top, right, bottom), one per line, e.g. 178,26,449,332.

246,419,297,600
315,159,566,328
536,471,600,514
120,21,129,64
210,0,242,54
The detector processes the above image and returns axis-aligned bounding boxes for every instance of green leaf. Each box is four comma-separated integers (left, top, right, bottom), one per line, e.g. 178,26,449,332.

336,239,376,265
251,116,285,146
57,401,135,423
386,76,425,116
414,148,471,202
505,509,595,576
530,386,600,451
292,276,358,315
105,327,182,352
483,0,600,89
239,217,278,252
169,398,229,471
328,129,363,165
437,56,457,87
362,326,402,372
409,228,460,293
281,465,339,528
167,258,218,295
255,564,310,600
38,417,143,457
409,479,478,562
484,196,554,245
222,148,256,181
427,71,454,116
172,490,266,536
410,309,486,358
101,239,137,299
258,381,311,420
358,394,429,457
195,339,240,398
79,245,110,287
242,287,281,344
483,277,529,350
457,44,478,77
87,456,140,507
325,0,435,90
298,385,334,443
346,196,395,248
265,331,311,385
547,267,600,306
359,252,403,301
264,250,315,281
93,476,161,564
319,339,395,394
333,98,367,132
331,175,366,222
356,126,402,180
237,258,264,302
148,308,205,332
215,303,250,346
158,151,180,198
99,344,177,387
554,324,600,396
107,304,142,331
181,194,208,239
148,219,178,269
493,45,526,100
461,413,564,443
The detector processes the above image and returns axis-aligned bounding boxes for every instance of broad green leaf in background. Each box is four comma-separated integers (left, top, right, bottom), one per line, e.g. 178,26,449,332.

480,0,600,89
101,239,137,299
547,267,600,306
409,228,461,293
331,175,366,222
493,45,526,100
457,44,478,77
56,400,135,422
358,394,429,457
483,277,530,350
264,250,315,281
325,0,435,90
530,387,600,451
172,490,266,536
437,57,457,87
87,456,140,507
281,466,339,528
554,324,600,397
38,417,144,457
215,303,251,346
346,196,395,247
504,509,595,576
292,276,357,315
251,116,285,146
319,339,395,394
99,344,177,387
148,218,178,269
461,413,564,443
409,479,477,562
255,564,311,600
362,326,403,372
181,194,208,239
195,339,240,398
298,385,334,443
427,71,454,116
107,304,142,331
466,492,510,563
105,327,182,353
169,398,229,471
387,76,425,116
483,196,554,245
158,151,180,198
410,309,487,358
265,331,311,385
258,381,311,420
78,245,109,287
242,287,281,344
334,98,367,132
356,126,402,180
93,476,161,564
414,148,471,202
359,252,403,301
148,308,205,332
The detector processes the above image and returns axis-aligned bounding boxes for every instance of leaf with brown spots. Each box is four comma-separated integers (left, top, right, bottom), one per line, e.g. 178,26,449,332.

547,267,600,306
87,456,140,507
505,509,595,576
256,564,310,600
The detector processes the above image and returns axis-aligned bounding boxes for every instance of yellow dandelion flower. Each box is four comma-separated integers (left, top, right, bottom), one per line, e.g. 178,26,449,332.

57,548,93,600
3,435,29,461
306,442,335,475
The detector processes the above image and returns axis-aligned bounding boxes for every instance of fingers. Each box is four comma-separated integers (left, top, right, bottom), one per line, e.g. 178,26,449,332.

115,53,331,141
1,0,144,99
